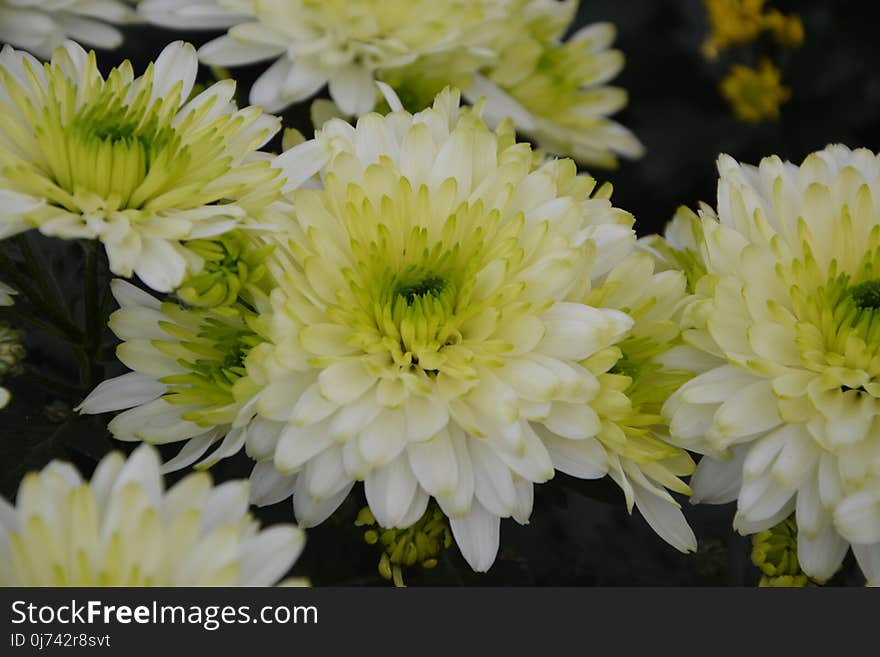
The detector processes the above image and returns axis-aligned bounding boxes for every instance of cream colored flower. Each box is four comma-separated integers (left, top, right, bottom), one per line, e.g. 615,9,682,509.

139,0,511,115
0,444,305,585
465,11,643,168
577,251,702,552
663,145,880,584
0,0,138,59
78,279,266,473
239,86,658,572
0,40,288,292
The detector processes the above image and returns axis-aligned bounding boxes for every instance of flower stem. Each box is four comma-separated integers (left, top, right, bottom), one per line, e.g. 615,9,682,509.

81,240,103,390
0,243,82,341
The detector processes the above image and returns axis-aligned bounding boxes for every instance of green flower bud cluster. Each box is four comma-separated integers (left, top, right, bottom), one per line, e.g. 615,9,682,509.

0,322,25,378
0,321,25,410
178,232,273,308
751,517,822,587
355,505,452,587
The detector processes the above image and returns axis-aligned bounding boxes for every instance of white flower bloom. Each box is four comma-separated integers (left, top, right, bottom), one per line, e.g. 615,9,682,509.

464,16,643,168
138,0,512,114
0,0,138,59
0,444,305,585
663,145,880,584
577,251,703,553
78,279,266,473
0,40,289,292
242,86,649,572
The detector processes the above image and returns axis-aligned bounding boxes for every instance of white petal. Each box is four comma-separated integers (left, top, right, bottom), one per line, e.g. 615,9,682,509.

364,453,418,528
109,444,162,508
133,238,188,292
539,304,633,360
376,81,402,112
249,56,293,111
852,543,880,584
690,448,747,504
110,278,161,309
798,524,850,581
301,445,352,500
273,138,332,193
713,380,781,441
397,486,430,528
406,429,458,497
198,35,284,67
486,422,554,483
274,421,334,473
403,394,449,442
250,460,298,507
151,41,198,107
435,429,475,517
469,438,517,517
449,501,500,572
293,478,353,527
511,477,534,525
328,63,375,115
542,401,601,440
834,491,880,544
239,525,305,586
542,433,607,479
201,480,249,533
463,74,536,131
358,409,407,467
159,432,219,473
318,360,375,404
194,426,246,469
633,486,697,552
76,372,165,413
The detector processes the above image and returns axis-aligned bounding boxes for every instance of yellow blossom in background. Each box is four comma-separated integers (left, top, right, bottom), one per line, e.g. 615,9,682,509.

763,10,805,49
719,58,790,122
703,0,768,59
702,0,804,59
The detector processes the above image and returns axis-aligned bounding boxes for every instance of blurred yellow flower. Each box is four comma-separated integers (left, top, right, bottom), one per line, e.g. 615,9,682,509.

719,58,791,122
702,0,804,59
763,10,805,49
703,0,767,58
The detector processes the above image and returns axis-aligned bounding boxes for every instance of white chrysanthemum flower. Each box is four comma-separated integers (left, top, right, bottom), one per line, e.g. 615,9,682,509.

239,87,644,572
464,17,644,168
78,279,266,473
0,0,138,59
663,145,880,584
576,250,701,552
0,444,305,585
0,40,289,292
138,0,511,115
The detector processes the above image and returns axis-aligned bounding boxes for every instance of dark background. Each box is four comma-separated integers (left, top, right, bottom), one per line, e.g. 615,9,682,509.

1,0,877,586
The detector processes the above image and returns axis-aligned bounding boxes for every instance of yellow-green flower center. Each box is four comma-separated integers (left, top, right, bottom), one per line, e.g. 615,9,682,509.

156,306,261,424
393,268,448,304
849,278,880,310
55,95,176,208
318,176,530,378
